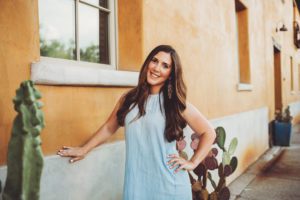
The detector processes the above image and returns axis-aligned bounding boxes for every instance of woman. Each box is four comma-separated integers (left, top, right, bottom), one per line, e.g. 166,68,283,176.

58,45,216,199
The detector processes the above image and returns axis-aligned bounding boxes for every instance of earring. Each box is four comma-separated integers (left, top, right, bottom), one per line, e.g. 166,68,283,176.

168,78,173,99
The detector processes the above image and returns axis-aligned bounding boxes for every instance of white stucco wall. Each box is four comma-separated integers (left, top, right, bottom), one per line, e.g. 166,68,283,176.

184,107,269,192
0,142,125,200
289,101,300,124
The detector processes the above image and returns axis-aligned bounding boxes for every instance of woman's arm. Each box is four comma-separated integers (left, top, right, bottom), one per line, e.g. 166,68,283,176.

167,102,216,173
57,95,123,163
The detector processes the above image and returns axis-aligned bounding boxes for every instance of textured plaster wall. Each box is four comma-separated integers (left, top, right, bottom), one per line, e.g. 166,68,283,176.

118,0,143,71
142,0,271,119
0,0,300,172
0,0,40,165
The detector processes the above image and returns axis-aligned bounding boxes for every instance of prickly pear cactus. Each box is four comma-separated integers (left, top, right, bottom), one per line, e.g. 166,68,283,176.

3,80,45,200
189,127,238,200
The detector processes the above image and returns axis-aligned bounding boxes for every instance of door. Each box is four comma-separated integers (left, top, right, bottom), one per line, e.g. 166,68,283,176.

274,46,283,113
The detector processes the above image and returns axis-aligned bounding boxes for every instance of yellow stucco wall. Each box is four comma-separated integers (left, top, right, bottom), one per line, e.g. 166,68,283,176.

264,0,300,122
0,0,131,165
0,0,40,164
118,0,143,71
0,0,300,166
142,0,300,121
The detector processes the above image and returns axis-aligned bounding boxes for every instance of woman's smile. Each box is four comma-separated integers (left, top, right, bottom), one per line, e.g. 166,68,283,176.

150,72,160,78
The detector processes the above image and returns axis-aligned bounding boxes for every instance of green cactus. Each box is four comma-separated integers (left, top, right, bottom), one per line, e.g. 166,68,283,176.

229,157,238,175
222,152,230,166
215,127,226,151
2,80,45,200
228,138,238,155
207,172,217,190
188,126,238,200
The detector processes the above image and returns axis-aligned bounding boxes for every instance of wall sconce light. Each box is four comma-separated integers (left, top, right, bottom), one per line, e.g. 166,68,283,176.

276,22,288,32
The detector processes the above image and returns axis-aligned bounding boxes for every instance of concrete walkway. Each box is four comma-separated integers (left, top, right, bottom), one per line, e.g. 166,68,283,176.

229,124,300,200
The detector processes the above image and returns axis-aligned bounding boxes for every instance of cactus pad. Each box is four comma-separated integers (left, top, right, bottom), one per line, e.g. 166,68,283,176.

204,157,218,170
218,187,230,200
223,165,232,177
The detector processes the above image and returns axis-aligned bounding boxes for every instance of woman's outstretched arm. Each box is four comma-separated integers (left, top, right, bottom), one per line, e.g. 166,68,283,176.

57,95,123,163
167,102,216,173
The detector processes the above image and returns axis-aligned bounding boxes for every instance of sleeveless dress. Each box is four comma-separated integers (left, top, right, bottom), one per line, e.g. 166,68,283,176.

123,92,192,200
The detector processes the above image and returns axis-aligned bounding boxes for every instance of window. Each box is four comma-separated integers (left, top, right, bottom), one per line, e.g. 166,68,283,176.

32,0,139,86
290,57,295,92
235,0,252,91
38,0,115,67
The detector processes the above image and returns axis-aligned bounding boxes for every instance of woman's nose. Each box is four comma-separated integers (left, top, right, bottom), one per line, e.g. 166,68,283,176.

153,62,161,71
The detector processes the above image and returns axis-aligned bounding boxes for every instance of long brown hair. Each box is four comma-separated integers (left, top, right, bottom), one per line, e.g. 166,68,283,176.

117,45,187,142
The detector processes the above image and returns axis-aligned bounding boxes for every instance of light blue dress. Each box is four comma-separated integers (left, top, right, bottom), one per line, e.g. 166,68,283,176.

123,92,192,200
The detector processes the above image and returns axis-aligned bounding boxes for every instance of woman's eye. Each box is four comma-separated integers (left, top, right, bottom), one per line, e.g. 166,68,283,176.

151,58,158,63
163,64,169,69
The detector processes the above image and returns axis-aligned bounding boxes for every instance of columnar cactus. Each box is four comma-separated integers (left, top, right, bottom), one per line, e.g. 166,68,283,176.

3,80,45,200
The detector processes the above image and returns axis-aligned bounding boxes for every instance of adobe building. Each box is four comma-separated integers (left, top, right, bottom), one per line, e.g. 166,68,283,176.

0,0,300,199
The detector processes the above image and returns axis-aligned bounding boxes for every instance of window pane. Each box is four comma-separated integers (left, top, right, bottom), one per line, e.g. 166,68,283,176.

99,11,109,64
79,3,109,64
79,3,100,63
82,0,108,8
39,0,76,60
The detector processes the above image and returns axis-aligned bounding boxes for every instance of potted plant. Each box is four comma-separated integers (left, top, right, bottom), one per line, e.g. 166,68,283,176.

273,106,293,146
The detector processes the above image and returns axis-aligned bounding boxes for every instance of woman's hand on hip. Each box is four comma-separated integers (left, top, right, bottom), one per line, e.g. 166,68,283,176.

57,146,87,163
167,154,197,173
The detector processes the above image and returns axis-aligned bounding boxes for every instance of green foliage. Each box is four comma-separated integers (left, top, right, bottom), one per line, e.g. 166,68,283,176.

40,37,75,60
40,36,101,63
80,44,100,63
3,80,45,200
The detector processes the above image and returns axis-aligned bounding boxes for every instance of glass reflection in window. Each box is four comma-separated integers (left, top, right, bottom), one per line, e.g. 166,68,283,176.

39,0,76,60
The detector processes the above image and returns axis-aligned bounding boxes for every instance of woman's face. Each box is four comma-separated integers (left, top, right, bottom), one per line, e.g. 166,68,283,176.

146,51,172,94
